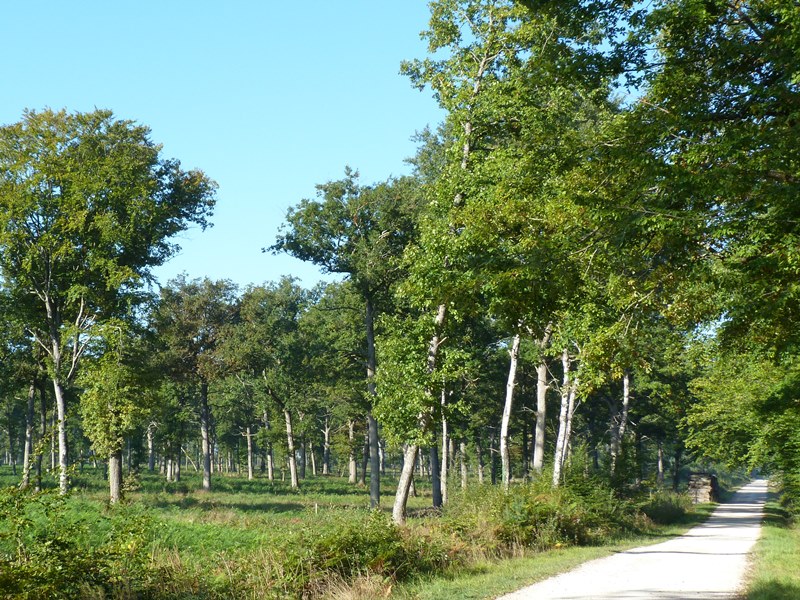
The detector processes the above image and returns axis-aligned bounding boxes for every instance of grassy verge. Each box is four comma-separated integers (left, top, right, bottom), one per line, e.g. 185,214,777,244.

391,503,717,600
745,493,800,600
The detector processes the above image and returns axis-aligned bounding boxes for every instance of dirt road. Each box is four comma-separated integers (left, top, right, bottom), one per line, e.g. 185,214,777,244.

498,479,768,600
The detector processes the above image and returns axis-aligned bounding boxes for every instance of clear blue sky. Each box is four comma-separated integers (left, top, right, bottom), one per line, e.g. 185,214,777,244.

0,2,444,289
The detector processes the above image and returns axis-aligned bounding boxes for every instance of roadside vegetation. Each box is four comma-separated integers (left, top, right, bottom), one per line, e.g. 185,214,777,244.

746,489,800,600
0,466,722,599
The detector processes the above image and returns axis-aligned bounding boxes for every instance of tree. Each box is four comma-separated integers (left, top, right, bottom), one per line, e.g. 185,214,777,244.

272,171,419,507
0,109,216,494
152,277,238,491
78,323,153,503
221,278,310,489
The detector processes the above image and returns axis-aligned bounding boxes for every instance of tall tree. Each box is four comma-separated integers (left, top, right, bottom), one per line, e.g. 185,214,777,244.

272,172,419,507
221,278,310,489
152,277,238,491
0,109,215,494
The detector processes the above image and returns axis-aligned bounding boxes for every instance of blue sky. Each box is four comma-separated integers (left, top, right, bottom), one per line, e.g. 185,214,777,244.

0,2,444,289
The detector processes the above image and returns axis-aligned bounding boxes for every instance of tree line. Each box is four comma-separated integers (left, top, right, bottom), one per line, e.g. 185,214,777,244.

0,0,798,519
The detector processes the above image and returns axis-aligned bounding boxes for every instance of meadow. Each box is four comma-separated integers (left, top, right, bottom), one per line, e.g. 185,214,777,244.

0,464,724,600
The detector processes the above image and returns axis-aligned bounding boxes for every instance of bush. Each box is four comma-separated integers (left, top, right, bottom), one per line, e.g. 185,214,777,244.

639,490,692,524
0,486,154,599
278,510,452,596
442,477,633,554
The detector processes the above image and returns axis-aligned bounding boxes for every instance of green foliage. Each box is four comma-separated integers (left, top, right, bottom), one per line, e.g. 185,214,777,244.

638,490,691,525
443,477,635,553
0,486,154,599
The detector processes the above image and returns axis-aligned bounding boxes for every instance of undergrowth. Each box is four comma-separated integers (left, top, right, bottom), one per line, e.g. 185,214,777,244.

0,470,699,599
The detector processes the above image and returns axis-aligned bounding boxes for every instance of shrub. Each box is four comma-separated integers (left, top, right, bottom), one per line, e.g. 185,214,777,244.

442,477,633,554
639,490,692,524
0,486,154,599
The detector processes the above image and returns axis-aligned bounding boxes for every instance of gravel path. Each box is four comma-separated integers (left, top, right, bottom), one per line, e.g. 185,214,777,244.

498,479,768,600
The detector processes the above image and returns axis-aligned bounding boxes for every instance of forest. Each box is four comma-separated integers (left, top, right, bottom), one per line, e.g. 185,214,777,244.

0,0,798,598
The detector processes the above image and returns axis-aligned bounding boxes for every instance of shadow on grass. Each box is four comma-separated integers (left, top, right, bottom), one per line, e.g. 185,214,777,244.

144,495,307,514
761,494,791,528
747,581,800,600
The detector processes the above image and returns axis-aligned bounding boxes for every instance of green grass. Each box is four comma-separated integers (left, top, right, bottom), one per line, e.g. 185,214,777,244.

0,465,719,599
746,493,800,600
393,503,717,600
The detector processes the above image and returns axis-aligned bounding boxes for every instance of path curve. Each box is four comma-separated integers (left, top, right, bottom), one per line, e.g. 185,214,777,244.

498,479,768,600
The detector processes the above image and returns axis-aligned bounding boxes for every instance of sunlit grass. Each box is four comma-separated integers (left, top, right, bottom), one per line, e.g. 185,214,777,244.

392,502,718,600
746,493,800,600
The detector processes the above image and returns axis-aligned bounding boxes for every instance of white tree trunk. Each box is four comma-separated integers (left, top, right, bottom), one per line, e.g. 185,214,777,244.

610,371,631,476
532,324,553,474
553,348,571,486
348,419,357,484
109,449,123,504
393,444,419,524
21,382,35,489
199,382,212,491
500,333,521,490
460,440,468,489
322,415,331,475
284,409,299,489
441,389,448,505
246,425,254,480
52,377,69,495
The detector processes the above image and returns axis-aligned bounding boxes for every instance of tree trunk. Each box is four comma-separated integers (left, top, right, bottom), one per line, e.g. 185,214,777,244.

52,377,69,495
392,444,419,524
300,439,307,479
430,443,442,509
322,415,331,475
563,377,578,468
440,389,448,505
246,425,254,480
476,435,485,484
657,442,665,486
348,419,357,484
490,432,498,485
36,383,46,491
553,348,571,487
199,381,212,491
672,447,682,491
21,381,36,489
392,303,446,523
460,440,468,489
284,409,299,489
147,424,156,472
610,371,631,477
359,434,368,486
500,332,521,490
109,449,123,504
309,441,317,476
367,415,380,506
532,324,553,475
366,297,381,508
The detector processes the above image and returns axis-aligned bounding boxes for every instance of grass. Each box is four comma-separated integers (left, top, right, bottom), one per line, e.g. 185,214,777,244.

392,503,718,600
0,465,720,599
745,492,800,600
